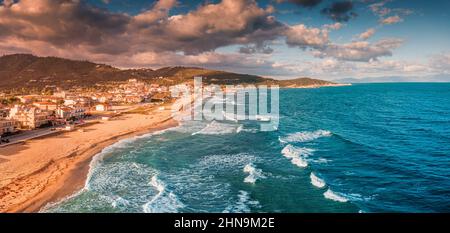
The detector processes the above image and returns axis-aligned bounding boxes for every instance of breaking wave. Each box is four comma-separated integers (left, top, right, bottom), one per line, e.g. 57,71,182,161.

279,130,332,143
192,121,241,135
281,144,314,168
142,175,185,213
223,190,261,213
243,163,266,184
324,189,349,203
310,172,326,188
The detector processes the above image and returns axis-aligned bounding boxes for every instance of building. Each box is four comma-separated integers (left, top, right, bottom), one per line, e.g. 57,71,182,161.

0,105,9,118
17,95,39,104
33,102,58,111
124,95,143,103
40,96,63,104
0,119,15,135
56,106,86,119
9,105,51,129
95,103,111,112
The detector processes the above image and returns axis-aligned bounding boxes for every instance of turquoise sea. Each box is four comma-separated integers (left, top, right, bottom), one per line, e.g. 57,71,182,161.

46,83,450,213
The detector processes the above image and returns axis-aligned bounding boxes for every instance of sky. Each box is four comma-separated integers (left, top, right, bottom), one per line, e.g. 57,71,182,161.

0,0,449,80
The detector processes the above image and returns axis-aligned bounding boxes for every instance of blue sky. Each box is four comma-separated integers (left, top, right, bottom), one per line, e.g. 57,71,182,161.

1,0,450,80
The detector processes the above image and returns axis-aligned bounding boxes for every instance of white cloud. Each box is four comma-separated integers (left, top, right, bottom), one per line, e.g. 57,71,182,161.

358,28,376,40
380,15,403,25
285,24,329,49
312,38,404,62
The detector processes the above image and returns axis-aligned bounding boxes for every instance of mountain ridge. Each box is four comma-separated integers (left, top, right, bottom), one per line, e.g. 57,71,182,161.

0,54,337,90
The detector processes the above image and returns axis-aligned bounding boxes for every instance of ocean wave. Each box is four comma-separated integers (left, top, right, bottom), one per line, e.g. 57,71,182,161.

279,130,332,143
236,125,243,133
142,175,185,213
192,121,240,135
323,189,349,203
310,158,331,164
223,190,260,213
243,163,266,184
198,153,258,171
310,172,326,188
111,196,130,209
281,144,314,168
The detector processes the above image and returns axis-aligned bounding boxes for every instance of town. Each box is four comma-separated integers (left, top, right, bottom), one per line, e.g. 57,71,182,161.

0,79,172,146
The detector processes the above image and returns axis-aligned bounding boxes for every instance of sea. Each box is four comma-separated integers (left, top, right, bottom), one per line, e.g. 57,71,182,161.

44,83,450,213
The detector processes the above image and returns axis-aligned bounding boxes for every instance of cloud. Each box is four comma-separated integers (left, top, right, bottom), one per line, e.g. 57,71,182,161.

312,38,404,62
239,44,274,54
1,0,14,7
369,0,392,17
0,0,287,56
380,15,403,25
430,53,450,74
358,28,376,40
0,0,407,78
321,1,357,22
285,24,329,49
278,0,322,8
0,0,131,54
323,22,343,30
369,0,412,25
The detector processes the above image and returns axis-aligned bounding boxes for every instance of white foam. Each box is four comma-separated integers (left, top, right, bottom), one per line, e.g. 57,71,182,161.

291,157,308,168
310,172,326,188
324,189,349,203
243,163,266,184
279,130,332,143
111,196,130,209
223,190,260,213
281,145,314,168
142,175,184,213
236,125,243,133
192,121,239,135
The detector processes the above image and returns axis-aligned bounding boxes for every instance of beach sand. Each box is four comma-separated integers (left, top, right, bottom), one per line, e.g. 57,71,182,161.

0,103,178,213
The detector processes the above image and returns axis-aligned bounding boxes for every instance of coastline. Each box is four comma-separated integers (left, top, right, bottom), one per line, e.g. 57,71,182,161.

0,103,179,213
282,83,352,89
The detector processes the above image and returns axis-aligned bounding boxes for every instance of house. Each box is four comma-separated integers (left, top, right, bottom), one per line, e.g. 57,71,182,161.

33,102,58,111
17,95,39,104
95,103,111,112
0,118,15,135
124,95,143,103
56,106,86,119
40,96,63,104
9,105,51,129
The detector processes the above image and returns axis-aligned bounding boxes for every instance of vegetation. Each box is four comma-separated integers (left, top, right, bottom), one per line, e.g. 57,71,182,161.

0,54,336,91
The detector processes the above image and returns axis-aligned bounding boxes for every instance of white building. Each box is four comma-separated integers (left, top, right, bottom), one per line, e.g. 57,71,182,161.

9,105,51,129
95,103,111,112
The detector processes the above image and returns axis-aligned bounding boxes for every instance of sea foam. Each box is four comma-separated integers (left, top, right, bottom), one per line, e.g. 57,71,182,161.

279,130,332,143
243,163,266,184
142,175,184,213
192,121,240,135
323,189,349,203
281,144,314,168
223,190,261,213
310,172,326,188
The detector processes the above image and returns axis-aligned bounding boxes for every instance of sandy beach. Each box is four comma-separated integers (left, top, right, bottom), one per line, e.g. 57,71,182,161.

0,103,178,213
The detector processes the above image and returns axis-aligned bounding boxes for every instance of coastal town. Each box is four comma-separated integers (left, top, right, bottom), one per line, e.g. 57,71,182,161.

0,79,171,146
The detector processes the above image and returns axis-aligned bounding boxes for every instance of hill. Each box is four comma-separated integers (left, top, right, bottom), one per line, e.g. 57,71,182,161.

0,54,337,90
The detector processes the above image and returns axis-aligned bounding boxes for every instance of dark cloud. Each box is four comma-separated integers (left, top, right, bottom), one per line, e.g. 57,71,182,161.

0,0,402,70
285,0,322,8
321,1,357,22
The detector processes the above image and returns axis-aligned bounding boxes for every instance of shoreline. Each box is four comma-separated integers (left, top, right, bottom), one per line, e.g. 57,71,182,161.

0,103,179,213
282,83,352,89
